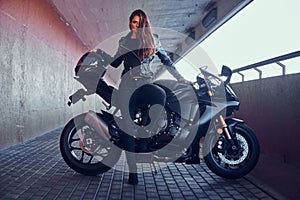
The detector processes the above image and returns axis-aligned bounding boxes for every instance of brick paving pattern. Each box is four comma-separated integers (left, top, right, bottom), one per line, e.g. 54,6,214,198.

0,128,277,200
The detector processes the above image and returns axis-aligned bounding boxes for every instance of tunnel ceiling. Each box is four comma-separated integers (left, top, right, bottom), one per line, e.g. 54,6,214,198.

48,0,250,56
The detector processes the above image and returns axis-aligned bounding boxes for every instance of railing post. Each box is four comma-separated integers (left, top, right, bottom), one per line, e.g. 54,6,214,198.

276,61,286,76
237,72,245,82
254,68,262,79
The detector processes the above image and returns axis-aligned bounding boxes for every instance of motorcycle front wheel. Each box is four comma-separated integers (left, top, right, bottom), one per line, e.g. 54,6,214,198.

60,113,121,176
203,123,260,179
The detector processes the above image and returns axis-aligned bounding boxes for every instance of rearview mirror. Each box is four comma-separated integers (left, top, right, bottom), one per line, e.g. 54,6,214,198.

221,65,232,77
221,65,232,84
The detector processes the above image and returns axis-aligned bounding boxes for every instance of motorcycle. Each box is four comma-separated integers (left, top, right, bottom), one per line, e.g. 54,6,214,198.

60,50,260,179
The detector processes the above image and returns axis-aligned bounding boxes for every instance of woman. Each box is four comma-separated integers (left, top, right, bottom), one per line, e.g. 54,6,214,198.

101,9,187,185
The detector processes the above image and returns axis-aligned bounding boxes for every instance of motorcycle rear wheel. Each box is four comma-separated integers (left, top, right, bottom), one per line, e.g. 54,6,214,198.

60,113,121,176
203,123,260,179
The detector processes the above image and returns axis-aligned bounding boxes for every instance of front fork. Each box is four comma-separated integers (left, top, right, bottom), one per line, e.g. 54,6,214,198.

215,116,244,149
216,115,244,141
217,115,232,140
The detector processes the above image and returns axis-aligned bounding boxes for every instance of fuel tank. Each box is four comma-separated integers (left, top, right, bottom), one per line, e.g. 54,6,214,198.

154,80,199,121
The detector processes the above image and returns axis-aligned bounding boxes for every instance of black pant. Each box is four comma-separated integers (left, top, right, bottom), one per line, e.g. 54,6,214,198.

116,77,166,172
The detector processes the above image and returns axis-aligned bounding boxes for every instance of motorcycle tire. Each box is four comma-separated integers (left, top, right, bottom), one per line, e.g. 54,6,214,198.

203,123,260,179
60,113,121,176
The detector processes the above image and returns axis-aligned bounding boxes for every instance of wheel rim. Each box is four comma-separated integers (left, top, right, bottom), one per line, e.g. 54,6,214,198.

211,132,251,169
67,123,112,165
217,134,249,165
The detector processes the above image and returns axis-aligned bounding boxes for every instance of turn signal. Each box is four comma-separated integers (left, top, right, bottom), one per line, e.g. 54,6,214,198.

207,90,213,96
217,128,223,134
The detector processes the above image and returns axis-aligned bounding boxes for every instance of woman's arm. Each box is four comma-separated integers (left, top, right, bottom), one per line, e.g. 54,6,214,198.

109,37,126,68
94,37,125,68
154,35,187,81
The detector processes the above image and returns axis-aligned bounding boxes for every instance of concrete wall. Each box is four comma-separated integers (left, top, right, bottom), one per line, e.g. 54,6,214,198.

0,0,86,148
231,73,300,168
179,0,250,57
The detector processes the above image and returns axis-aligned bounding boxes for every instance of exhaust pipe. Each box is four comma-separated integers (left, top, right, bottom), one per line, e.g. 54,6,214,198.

84,110,111,141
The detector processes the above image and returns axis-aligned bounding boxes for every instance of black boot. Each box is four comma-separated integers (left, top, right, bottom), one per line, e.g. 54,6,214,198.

128,173,138,185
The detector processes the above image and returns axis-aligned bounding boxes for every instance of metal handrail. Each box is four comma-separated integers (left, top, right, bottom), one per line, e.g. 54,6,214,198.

232,50,300,82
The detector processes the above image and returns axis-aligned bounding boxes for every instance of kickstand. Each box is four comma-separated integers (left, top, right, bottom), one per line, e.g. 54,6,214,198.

151,162,158,174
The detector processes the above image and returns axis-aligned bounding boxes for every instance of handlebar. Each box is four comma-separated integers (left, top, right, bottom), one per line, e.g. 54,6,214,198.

198,65,232,85
194,65,233,97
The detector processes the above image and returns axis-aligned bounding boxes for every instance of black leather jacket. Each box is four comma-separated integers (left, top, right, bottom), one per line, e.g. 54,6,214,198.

109,32,183,79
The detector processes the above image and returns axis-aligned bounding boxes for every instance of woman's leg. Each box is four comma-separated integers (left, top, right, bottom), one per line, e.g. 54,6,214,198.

120,133,138,184
117,78,140,184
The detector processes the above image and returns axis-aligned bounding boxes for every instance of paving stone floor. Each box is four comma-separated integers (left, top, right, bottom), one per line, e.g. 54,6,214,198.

0,128,280,200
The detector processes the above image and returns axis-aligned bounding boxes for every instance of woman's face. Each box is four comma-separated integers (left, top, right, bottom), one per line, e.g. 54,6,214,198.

129,15,140,33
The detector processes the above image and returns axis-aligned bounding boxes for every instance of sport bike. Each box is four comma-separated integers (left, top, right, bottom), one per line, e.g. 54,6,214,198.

60,50,260,179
